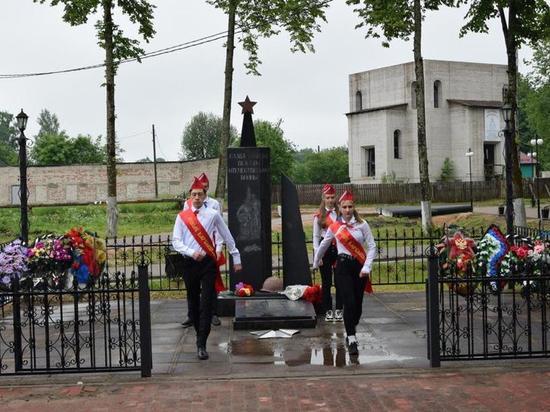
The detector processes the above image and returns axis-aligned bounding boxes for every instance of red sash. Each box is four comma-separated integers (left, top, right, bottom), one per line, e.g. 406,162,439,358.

178,209,226,292
185,199,192,209
330,222,373,294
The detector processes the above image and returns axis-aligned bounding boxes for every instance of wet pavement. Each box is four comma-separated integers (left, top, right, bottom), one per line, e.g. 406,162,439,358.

150,292,429,378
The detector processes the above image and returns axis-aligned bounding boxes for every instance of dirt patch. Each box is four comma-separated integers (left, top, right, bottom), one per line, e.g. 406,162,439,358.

432,212,473,226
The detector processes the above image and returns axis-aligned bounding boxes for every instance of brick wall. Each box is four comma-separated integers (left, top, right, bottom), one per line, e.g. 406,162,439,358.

0,159,219,206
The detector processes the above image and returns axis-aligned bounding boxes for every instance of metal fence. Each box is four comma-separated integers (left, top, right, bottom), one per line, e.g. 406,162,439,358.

427,227,550,367
0,258,152,376
102,228,495,291
271,181,503,204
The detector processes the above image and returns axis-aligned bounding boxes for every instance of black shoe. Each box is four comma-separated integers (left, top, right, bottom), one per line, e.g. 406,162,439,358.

348,341,359,356
197,347,209,360
211,315,221,326
181,318,193,328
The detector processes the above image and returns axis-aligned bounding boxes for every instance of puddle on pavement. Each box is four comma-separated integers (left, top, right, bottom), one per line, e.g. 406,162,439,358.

226,331,416,367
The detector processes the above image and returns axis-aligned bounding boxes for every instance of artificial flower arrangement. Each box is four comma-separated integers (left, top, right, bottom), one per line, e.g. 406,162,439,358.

0,239,28,290
301,284,322,304
0,228,106,291
66,227,106,284
235,282,254,297
438,224,549,297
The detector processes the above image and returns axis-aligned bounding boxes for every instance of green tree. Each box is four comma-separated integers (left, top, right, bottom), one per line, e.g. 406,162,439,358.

295,147,349,184
31,133,106,165
439,158,455,182
209,0,330,199
181,112,238,160
523,39,550,170
36,0,156,236
460,0,550,228
345,0,457,233
254,119,296,184
36,109,61,138
0,111,18,166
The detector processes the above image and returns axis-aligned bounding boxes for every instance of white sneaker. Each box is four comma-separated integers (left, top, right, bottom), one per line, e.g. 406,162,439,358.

334,309,343,322
325,310,334,321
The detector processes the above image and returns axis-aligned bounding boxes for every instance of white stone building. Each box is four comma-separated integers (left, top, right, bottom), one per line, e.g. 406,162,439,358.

347,60,507,183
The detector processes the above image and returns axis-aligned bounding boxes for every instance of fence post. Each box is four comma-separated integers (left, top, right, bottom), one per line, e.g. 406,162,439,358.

12,277,23,371
427,244,441,367
138,255,153,378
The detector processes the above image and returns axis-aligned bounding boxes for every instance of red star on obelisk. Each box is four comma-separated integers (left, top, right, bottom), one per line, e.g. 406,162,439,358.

238,96,257,114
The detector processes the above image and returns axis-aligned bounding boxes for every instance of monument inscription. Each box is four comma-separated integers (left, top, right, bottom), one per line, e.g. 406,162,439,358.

227,147,272,291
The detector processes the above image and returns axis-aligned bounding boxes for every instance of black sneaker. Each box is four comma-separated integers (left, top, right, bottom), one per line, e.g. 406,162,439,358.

348,341,359,356
211,315,221,326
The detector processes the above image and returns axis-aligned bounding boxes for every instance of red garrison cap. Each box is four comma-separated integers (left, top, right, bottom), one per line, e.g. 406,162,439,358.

322,183,336,195
190,176,205,191
198,172,209,185
338,190,353,203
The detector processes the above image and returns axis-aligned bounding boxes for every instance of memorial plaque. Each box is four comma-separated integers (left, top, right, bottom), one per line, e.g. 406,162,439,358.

227,147,272,291
281,174,312,287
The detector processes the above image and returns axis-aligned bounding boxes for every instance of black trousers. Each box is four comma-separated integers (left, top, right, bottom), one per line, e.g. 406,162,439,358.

334,256,368,336
320,244,343,313
182,257,216,348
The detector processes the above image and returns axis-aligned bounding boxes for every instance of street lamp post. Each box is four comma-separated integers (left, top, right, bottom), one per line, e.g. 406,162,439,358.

501,102,514,236
531,137,544,230
466,148,474,212
15,109,29,244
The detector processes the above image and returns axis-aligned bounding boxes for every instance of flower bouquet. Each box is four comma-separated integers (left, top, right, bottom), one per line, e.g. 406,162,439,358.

66,227,106,285
437,230,476,297
0,240,28,290
26,234,74,289
235,282,254,297
302,284,322,304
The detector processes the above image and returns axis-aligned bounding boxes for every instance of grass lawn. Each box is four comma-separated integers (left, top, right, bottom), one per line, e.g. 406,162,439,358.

2,199,544,244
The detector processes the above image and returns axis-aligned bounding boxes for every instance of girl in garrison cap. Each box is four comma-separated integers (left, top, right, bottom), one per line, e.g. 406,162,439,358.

313,184,343,322
313,190,375,356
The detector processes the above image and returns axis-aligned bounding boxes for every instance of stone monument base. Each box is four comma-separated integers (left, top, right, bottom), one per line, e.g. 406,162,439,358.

233,299,317,330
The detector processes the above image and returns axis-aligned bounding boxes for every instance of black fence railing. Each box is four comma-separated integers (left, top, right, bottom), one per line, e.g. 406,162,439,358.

105,228,488,291
0,260,152,376
427,227,550,367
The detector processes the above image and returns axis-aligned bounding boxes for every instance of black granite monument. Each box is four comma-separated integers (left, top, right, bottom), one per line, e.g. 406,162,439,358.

227,96,272,291
281,174,312,287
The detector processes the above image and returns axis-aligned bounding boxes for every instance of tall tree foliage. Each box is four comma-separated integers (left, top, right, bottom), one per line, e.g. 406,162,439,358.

36,0,155,236
293,147,349,184
181,112,238,160
254,119,296,184
207,0,329,199
460,0,550,227
346,0,457,232
0,111,18,166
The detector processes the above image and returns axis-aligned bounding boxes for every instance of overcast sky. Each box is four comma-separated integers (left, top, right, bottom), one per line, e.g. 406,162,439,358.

0,1,532,162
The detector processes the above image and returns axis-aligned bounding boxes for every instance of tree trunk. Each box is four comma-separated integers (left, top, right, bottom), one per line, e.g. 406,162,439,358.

413,0,432,234
215,1,237,200
500,3,526,228
103,0,118,237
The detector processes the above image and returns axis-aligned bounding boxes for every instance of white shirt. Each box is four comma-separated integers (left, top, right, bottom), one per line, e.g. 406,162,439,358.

312,208,338,253
172,204,241,265
313,216,376,273
183,195,223,251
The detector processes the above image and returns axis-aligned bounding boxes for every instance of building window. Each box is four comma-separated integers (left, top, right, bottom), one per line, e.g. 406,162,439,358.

362,146,375,177
434,80,441,108
411,82,417,109
355,90,362,111
393,130,401,159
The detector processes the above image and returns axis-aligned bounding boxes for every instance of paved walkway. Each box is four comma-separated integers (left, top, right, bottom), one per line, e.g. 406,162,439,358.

2,292,550,410
2,367,550,411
